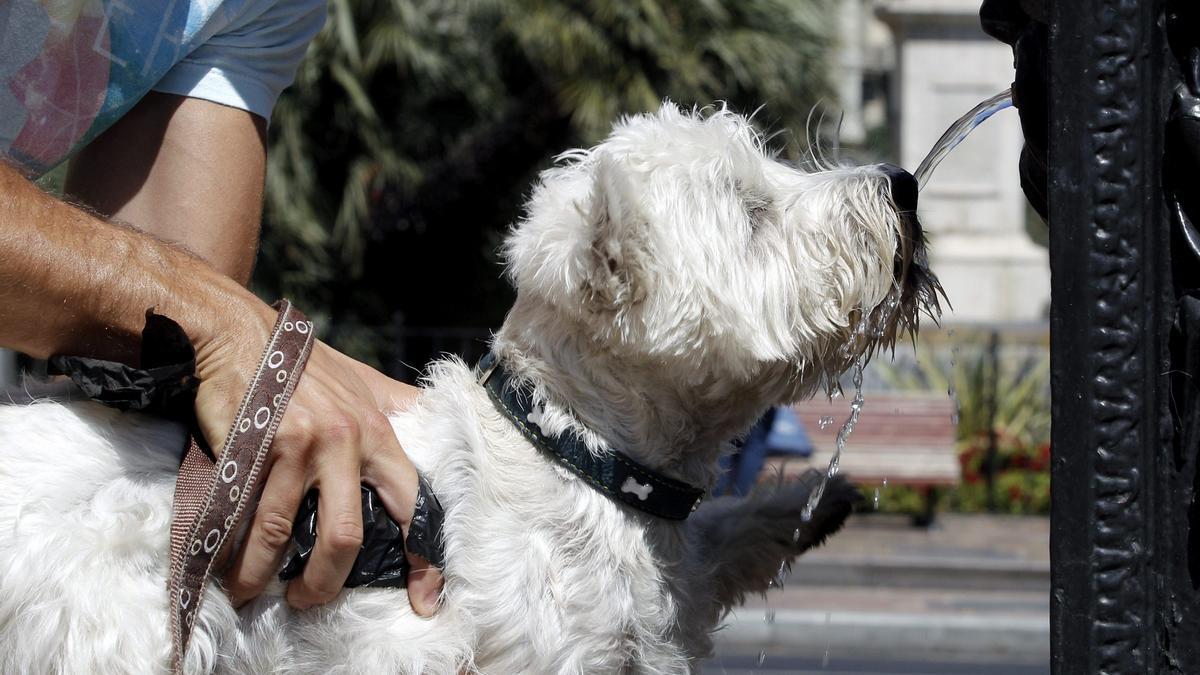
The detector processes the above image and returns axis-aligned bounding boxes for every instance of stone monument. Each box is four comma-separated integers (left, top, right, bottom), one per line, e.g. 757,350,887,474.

878,0,1049,323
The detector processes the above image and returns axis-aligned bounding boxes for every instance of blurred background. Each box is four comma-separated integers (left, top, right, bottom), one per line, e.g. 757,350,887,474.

248,0,1048,377
11,0,1052,672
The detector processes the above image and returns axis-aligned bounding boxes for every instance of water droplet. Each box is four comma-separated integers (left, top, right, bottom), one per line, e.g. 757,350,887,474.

822,612,833,667
765,610,776,625
757,650,767,667
773,561,789,590
818,416,835,429
792,528,802,543
873,487,880,509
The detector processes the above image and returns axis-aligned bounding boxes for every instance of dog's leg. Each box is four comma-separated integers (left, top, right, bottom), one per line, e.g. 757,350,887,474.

687,469,860,612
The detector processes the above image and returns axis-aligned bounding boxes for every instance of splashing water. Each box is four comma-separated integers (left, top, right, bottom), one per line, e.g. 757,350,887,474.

871,289,903,341
913,88,1013,190
757,650,767,667
874,477,889,510
774,561,789,589
802,359,866,520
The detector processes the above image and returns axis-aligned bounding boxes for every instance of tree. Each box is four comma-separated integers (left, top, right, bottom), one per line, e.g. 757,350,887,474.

257,0,836,376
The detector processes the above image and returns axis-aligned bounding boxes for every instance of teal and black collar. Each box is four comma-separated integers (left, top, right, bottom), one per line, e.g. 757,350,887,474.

477,352,705,520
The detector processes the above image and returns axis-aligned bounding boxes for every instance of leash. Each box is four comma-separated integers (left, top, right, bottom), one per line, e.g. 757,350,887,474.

52,301,446,671
167,300,315,674
476,352,705,520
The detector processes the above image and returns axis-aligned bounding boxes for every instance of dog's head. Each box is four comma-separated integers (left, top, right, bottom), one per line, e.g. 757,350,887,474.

502,103,941,403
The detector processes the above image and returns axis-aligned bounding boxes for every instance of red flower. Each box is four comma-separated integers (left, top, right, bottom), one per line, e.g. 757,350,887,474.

1026,443,1051,472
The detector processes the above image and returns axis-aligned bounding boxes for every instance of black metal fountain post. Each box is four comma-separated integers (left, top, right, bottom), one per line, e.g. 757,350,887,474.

985,0,1200,671
1049,0,1170,671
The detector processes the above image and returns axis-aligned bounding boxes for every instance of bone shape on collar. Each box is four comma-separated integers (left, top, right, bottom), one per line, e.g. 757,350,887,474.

620,477,654,501
476,352,704,520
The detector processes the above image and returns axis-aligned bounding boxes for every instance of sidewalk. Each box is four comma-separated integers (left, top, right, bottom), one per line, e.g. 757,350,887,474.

714,513,1050,666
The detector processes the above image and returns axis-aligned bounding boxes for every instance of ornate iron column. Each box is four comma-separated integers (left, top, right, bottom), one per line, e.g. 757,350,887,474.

1048,0,1171,671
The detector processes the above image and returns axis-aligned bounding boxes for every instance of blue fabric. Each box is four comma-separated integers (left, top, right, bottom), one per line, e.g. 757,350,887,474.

764,406,814,457
717,407,813,496
0,0,324,177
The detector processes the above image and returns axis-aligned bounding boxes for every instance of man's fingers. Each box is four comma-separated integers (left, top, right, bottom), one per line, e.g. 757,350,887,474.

361,438,420,529
225,458,307,606
364,443,444,617
286,459,363,609
405,553,443,616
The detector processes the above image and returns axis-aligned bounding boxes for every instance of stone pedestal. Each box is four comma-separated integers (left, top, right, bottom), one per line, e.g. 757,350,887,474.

879,0,1049,322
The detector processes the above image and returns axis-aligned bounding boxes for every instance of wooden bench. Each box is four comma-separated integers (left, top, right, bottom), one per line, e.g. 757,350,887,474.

765,392,960,525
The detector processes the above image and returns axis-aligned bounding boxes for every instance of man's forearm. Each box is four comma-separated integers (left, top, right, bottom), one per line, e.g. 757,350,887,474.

64,93,268,285
1,159,444,618
0,163,263,364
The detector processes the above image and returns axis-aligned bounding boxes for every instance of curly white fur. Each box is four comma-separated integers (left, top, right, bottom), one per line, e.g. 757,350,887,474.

0,103,937,673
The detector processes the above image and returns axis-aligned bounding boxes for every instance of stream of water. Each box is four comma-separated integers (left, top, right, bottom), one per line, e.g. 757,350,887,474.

797,90,1012,525
913,88,1013,188
802,359,865,521
754,90,1013,671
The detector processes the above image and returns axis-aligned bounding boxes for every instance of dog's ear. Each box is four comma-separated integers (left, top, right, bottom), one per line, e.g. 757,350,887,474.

584,153,648,312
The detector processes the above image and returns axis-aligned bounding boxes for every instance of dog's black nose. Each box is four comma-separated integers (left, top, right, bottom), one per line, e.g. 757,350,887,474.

878,163,918,213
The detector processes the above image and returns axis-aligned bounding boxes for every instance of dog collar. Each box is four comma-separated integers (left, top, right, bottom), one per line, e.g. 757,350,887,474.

477,352,705,520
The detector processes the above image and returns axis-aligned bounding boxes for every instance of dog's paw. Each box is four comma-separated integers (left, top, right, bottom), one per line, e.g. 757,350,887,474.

689,470,862,609
769,469,863,554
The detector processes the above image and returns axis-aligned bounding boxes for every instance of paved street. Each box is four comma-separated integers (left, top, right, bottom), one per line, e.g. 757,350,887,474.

710,512,1050,674
706,653,1049,674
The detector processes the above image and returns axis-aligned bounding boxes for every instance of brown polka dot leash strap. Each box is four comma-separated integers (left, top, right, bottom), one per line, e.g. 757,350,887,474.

167,300,316,674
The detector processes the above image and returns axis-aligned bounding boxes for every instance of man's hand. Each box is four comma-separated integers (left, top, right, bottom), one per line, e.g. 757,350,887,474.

0,162,444,614
193,304,443,613
63,93,444,609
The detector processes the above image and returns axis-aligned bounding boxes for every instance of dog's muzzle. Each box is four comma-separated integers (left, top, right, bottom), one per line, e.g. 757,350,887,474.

879,163,917,212
877,163,922,242
883,160,916,219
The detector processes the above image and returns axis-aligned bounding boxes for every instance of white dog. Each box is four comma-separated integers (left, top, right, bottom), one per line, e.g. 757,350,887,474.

0,103,939,673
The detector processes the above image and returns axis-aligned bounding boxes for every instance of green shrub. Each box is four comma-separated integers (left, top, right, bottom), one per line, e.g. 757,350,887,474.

867,331,1051,516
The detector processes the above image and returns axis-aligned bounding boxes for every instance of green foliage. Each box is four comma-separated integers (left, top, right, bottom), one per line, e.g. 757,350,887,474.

869,333,1051,516
876,337,1050,447
871,483,927,514
255,0,837,371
